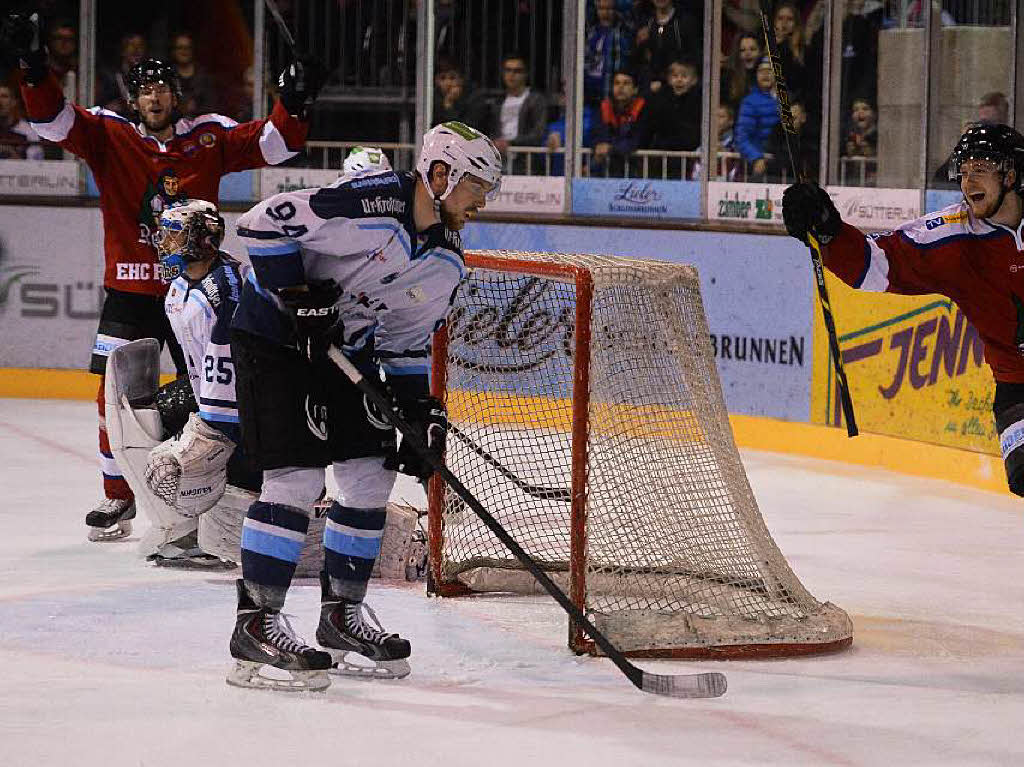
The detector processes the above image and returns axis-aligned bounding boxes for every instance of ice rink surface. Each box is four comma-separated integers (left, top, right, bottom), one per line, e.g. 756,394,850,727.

2,398,1023,767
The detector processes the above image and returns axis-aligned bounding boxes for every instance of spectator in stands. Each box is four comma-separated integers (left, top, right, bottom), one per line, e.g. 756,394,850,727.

584,0,633,107
0,83,43,160
716,102,740,180
721,33,761,110
735,57,779,179
932,93,1011,186
486,52,548,173
844,97,877,159
47,18,78,97
640,57,701,170
96,31,148,116
772,2,809,102
591,68,646,177
978,91,1010,125
170,33,215,118
633,0,702,94
838,0,880,115
765,98,818,182
433,58,474,127
545,81,595,176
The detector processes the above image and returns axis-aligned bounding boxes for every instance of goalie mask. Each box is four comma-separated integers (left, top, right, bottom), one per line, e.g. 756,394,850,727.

343,146,393,174
416,121,502,209
156,199,225,281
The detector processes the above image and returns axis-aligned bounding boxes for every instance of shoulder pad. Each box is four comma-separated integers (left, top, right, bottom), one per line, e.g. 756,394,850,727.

309,171,412,222
900,201,992,245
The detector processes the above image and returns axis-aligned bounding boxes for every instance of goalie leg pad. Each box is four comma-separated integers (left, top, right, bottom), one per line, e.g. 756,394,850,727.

197,485,260,565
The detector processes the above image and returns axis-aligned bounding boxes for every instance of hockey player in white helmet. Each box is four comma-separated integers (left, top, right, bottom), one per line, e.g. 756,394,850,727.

342,145,392,174
103,199,263,567
225,121,501,691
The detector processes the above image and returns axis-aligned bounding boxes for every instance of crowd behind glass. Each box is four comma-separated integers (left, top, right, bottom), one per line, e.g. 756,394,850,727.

0,1,1015,191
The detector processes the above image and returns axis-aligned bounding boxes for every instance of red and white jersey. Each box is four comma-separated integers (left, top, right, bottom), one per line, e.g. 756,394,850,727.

824,200,1024,383
21,74,307,297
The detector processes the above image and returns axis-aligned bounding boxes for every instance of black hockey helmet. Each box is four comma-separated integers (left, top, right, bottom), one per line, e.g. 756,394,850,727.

127,58,182,101
948,122,1024,193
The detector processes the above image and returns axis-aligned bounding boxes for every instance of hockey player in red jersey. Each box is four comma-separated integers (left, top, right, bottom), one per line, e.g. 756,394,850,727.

782,123,1024,495
2,12,322,541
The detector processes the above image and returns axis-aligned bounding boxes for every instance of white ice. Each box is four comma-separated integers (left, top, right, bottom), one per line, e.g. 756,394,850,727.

2,398,1023,766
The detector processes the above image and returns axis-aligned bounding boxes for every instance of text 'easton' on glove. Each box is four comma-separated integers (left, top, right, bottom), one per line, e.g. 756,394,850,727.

781,182,843,247
385,394,447,483
279,279,342,348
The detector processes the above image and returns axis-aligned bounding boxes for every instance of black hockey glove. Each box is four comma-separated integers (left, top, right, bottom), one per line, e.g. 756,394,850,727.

385,384,447,483
0,12,49,85
279,279,342,355
782,182,842,246
277,56,325,119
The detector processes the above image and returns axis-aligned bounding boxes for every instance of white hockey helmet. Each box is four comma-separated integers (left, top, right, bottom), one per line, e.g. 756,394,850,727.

343,145,393,174
156,199,225,281
416,121,502,203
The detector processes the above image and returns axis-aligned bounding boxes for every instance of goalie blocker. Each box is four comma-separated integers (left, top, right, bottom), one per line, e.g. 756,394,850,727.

105,339,426,578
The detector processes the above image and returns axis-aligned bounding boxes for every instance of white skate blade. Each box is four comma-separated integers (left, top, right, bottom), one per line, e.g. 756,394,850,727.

327,651,410,680
87,519,133,542
225,660,330,692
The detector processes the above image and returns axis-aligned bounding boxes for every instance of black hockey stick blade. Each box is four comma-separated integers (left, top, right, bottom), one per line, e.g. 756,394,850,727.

326,346,727,699
757,0,858,438
445,422,573,502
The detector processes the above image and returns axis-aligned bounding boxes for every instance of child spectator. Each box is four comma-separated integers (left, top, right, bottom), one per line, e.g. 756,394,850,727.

844,97,877,158
592,69,646,177
640,58,701,157
633,0,702,95
716,102,740,180
584,0,633,106
765,99,818,182
735,56,780,179
721,33,761,110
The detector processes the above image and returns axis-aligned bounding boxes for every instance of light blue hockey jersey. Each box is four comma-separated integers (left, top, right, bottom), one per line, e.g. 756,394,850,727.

233,170,466,382
164,254,245,439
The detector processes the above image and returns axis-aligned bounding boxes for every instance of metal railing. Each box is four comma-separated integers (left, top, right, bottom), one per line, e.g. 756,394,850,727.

838,156,879,187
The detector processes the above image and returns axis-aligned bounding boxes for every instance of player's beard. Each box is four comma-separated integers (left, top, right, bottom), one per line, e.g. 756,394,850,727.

141,110,174,134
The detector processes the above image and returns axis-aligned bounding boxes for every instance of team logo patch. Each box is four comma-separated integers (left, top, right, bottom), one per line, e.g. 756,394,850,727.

363,394,391,431
305,395,328,441
199,132,216,147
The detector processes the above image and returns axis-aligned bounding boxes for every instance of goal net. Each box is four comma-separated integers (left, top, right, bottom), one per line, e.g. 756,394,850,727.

428,250,852,658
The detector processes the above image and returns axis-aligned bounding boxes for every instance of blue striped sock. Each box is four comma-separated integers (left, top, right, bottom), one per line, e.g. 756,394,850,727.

324,502,386,602
241,501,309,609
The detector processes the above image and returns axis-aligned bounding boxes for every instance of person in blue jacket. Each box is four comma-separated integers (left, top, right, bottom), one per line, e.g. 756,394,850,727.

735,57,780,179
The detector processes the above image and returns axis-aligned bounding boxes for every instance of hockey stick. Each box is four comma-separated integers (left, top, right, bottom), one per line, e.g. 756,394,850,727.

326,346,726,699
446,422,573,503
757,0,858,437
264,0,299,58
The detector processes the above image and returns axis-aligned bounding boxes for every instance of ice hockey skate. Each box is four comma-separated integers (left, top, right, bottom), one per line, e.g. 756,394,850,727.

316,572,411,680
226,580,332,692
147,531,235,570
85,498,136,542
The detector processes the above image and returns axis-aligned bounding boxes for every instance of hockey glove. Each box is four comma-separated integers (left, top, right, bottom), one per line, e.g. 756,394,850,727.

782,182,842,246
277,56,325,119
0,12,49,84
279,279,342,355
145,413,234,517
386,393,447,483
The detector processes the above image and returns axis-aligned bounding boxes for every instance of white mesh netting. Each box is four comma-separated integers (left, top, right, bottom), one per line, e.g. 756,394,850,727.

432,251,852,657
